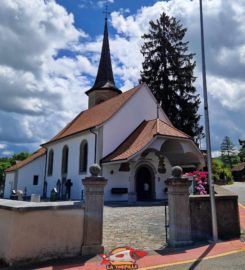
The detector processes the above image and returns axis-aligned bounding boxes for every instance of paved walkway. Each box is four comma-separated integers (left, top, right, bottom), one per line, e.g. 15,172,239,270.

34,240,245,270
103,203,167,252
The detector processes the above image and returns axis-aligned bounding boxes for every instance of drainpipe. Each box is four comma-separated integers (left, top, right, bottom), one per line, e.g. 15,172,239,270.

90,128,97,164
43,148,48,197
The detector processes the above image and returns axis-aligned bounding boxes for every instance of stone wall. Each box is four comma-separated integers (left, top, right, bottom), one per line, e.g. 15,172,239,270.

0,200,84,265
190,187,240,241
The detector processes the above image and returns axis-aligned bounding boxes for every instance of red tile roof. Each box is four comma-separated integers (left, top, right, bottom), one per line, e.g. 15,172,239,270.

232,162,245,172
43,84,142,145
5,148,46,173
102,119,190,163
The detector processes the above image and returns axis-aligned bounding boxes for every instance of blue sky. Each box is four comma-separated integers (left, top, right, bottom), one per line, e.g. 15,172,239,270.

56,0,159,35
0,0,244,157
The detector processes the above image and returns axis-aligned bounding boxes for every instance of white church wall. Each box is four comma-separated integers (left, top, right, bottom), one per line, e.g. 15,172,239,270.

16,155,46,197
45,132,95,200
102,85,169,157
150,137,167,150
181,140,195,152
102,164,130,201
3,172,15,199
181,140,201,155
97,126,104,162
181,140,204,166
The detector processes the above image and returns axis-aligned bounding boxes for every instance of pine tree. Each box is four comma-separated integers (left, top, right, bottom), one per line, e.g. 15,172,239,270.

220,136,237,169
140,12,203,140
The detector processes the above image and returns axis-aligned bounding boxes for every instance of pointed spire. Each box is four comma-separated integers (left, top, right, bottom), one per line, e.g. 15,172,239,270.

88,18,120,93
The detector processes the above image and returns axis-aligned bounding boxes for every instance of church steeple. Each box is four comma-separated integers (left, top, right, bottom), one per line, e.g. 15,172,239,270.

86,17,121,108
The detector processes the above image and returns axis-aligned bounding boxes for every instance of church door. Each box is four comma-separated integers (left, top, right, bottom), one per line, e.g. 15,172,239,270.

136,166,154,201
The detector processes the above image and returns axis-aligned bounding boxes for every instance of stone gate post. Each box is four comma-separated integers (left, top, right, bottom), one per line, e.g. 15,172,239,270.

81,165,107,256
166,166,192,247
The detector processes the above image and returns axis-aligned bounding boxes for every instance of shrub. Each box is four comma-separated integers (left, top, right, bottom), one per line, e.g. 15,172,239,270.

184,171,208,195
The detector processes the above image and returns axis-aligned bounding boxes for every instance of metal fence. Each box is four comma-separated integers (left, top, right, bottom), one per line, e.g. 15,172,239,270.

163,199,169,244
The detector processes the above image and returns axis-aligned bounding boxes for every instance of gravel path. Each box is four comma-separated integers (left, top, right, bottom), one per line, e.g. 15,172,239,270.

103,204,167,252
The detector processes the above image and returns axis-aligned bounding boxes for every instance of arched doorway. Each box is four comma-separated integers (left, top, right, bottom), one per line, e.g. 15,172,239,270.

135,166,155,201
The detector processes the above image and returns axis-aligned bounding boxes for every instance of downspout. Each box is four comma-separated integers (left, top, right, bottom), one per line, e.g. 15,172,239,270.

43,148,48,197
90,128,97,164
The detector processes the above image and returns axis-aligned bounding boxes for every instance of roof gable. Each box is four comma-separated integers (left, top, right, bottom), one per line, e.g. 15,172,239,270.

43,84,142,145
102,119,190,163
5,148,46,173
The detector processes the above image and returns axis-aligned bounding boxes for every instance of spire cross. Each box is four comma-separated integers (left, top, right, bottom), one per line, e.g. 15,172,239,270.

103,0,110,20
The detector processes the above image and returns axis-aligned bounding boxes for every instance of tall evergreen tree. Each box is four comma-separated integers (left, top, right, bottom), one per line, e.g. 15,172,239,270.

220,136,237,169
140,12,203,140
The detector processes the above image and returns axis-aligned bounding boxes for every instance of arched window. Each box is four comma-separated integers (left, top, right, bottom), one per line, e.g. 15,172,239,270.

79,140,88,173
61,145,69,174
47,149,54,176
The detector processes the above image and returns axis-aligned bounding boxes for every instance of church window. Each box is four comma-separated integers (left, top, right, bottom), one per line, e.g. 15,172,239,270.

79,140,88,173
33,175,39,185
47,149,54,176
62,145,69,174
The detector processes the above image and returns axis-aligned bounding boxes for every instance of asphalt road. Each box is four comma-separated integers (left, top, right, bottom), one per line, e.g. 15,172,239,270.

221,182,245,205
145,250,245,270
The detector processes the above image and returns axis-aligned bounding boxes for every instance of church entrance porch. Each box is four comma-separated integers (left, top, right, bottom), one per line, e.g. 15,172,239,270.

102,137,204,202
135,166,155,201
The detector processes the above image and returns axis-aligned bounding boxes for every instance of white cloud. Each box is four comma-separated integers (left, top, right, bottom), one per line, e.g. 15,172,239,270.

0,0,244,155
212,151,221,158
0,0,93,149
78,0,114,10
98,0,114,9
0,144,7,150
2,150,14,157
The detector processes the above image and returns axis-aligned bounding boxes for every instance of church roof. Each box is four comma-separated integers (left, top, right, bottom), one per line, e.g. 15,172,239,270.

232,162,245,172
86,18,121,94
102,119,190,163
43,84,142,145
5,148,46,173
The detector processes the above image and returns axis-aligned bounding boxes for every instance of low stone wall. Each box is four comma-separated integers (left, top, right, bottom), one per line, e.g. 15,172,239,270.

0,199,85,265
190,186,240,241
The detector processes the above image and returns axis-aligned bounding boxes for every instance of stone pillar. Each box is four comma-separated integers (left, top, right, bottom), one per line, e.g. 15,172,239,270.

165,166,192,247
81,164,107,256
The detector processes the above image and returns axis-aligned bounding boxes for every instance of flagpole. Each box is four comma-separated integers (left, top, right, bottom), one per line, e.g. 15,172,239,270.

199,0,218,241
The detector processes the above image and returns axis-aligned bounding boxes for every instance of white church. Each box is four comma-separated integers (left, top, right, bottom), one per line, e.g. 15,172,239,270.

4,18,204,202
